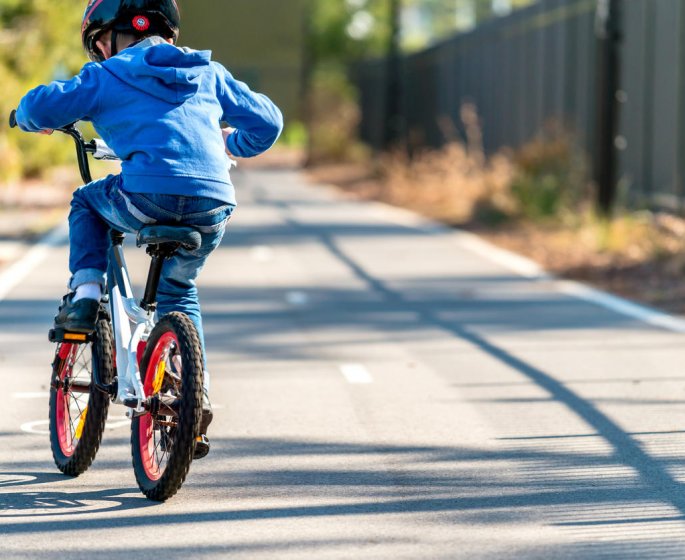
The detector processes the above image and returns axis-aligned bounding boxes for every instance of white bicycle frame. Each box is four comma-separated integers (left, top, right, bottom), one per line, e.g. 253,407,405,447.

106,233,157,415
29,125,188,417
89,141,157,415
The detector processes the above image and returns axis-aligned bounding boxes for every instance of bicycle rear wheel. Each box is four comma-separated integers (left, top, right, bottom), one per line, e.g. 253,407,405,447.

49,317,114,476
131,312,203,501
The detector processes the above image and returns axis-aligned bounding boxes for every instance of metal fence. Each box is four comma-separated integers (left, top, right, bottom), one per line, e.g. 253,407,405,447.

354,0,685,212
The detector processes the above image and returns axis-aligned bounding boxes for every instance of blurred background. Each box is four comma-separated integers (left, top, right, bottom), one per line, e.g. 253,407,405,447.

0,0,676,210
3,0,685,310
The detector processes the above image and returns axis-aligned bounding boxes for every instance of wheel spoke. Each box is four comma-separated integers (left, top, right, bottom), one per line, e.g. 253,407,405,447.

50,321,114,476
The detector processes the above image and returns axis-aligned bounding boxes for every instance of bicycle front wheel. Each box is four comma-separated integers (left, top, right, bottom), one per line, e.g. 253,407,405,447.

49,317,114,476
131,312,203,501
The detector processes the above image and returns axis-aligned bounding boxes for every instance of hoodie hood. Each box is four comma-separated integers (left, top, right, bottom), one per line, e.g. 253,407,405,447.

103,38,212,104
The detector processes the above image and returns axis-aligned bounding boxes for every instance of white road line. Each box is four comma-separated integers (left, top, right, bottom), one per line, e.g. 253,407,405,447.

339,363,373,384
12,392,50,400
105,417,131,430
286,291,309,306
371,201,685,334
19,420,50,435
0,474,35,486
0,225,67,302
20,415,130,435
250,245,274,262
453,230,548,279
557,281,685,334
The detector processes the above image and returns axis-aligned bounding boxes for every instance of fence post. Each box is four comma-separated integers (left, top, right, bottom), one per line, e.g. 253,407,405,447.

594,0,622,216
676,3,685,211
384,0,403,149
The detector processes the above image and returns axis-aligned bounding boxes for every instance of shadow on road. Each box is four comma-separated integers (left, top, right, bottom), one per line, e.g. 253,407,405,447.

4,176,685,557
1,435,685,557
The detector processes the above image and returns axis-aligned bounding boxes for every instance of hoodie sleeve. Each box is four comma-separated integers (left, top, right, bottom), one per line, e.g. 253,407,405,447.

16,64,101,133
214,63,283,158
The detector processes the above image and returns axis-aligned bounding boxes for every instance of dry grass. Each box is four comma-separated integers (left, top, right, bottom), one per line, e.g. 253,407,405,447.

307,115,685,315
377,143,516,224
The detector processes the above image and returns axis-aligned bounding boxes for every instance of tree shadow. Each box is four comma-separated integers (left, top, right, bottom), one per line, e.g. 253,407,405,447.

1,434,684,560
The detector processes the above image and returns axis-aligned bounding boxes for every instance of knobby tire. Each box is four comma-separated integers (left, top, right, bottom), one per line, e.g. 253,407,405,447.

131,312,203,501
48,317,114,476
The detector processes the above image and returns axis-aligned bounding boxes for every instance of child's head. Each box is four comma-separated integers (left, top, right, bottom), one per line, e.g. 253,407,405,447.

82,0,180,62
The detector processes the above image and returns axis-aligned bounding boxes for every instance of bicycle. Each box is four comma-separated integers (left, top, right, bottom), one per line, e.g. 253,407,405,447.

10,110,204,501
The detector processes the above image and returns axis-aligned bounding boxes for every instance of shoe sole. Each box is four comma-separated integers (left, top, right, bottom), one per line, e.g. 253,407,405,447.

194,436,210,460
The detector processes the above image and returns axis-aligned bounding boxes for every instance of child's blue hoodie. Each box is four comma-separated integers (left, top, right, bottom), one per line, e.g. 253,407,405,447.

16,37,283,205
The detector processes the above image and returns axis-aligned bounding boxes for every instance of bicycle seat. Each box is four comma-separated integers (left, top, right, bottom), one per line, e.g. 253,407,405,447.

136,225,202,251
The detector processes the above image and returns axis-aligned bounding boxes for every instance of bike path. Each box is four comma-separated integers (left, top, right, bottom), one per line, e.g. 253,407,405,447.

1,167,685,558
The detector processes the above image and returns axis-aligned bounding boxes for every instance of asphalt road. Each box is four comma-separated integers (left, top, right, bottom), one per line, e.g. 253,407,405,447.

2,167,685,559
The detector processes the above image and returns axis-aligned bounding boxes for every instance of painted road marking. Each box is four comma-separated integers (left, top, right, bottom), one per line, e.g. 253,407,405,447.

371,201,685,333
20,416,130,435
0,497,118,517
286,291,309,306
339,363,373,384
12,392,51,400
0,225,67,302
20,420,52,435
250,245,274,262
0,474,36,487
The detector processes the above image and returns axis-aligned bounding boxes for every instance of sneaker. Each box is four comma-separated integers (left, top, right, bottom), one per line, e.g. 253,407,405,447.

53,293,99,334
194,390,213,460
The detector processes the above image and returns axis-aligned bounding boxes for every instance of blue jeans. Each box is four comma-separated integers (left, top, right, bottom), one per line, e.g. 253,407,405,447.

69,174,234,379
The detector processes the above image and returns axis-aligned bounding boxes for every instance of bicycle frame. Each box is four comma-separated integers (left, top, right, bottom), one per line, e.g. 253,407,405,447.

12,111,206,499
107,230,156,413
28,117,156,414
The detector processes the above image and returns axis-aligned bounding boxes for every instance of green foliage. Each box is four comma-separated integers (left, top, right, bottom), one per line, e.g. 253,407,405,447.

510,172,566,220
308,0,539,62
510,127,585,221
0,0,85,182
278,121,308,149
307,68,369,164
308,0,389,67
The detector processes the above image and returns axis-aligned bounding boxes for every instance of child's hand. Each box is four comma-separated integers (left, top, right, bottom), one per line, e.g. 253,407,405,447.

222,127,236,156
38,129,54,135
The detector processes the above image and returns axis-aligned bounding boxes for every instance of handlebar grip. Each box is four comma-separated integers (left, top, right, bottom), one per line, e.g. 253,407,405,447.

9,110,17,129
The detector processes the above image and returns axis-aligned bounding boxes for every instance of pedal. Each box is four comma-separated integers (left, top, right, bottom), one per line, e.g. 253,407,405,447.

49,328,93,344
123,398,140,409
194,435,210,460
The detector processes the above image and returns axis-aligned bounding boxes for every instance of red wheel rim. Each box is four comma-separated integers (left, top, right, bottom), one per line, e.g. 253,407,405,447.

55,344,79,457
139,332,179,481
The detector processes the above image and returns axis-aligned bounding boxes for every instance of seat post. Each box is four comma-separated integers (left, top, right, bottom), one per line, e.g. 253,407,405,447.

140,244,177,312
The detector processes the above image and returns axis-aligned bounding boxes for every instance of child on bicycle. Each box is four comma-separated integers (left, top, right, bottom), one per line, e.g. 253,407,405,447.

15,0,283,457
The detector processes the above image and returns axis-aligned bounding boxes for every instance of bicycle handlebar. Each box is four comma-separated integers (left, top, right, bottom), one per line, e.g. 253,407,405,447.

9,109,119,184
91,138,119,160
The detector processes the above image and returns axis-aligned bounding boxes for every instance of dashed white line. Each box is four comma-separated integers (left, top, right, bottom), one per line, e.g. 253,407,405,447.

250,245,274,262
12,392,50,400
104,417,131,430
286,291,309,306
339,363,373,384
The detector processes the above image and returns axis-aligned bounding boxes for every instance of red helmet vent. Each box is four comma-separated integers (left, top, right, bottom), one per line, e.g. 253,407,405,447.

132,15,150,32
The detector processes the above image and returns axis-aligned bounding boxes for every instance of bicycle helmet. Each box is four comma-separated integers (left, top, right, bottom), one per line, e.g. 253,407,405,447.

82,0,180,62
